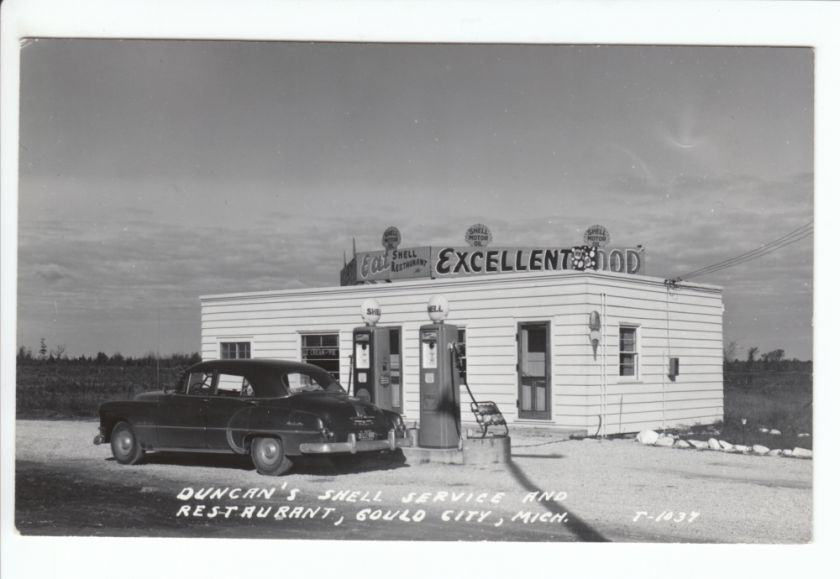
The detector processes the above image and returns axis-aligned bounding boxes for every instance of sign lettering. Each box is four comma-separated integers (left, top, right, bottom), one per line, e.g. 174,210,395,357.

341,245,643,284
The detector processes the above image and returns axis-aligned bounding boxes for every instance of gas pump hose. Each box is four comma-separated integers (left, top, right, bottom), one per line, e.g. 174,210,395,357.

448,344,462,441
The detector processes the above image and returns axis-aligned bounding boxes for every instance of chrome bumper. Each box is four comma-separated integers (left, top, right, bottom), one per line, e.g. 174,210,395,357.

299,429,409,455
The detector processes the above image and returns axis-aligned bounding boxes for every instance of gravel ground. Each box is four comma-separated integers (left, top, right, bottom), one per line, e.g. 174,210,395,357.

14,419,812,542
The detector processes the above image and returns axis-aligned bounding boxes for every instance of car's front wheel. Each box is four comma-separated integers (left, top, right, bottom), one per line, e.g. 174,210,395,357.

110,421,145,465
250,436,293,476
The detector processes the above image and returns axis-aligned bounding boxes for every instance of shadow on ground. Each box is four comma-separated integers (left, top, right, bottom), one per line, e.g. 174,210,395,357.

117,449,409,476
505,459,608,542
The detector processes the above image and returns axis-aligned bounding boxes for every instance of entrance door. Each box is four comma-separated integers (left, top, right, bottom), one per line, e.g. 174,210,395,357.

517,322,551,419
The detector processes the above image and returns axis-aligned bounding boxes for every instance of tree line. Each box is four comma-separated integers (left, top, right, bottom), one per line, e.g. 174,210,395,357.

17,339,200,367
723,342,811,373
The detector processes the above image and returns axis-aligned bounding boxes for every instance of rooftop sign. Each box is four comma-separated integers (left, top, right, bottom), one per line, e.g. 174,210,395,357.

465,223,493,247
381,226,402,251
583,224,610,247
340,245,643,285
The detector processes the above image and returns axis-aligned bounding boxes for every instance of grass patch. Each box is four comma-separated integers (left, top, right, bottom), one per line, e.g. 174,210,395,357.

666,362,813,450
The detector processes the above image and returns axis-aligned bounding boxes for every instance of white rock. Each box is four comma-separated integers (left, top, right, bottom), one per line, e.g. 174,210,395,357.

708,438,721,451
675,440,691,449
719,440,734,451
782,449,794,457
768,449,782,456
752,445,770,455
688,439,709,450
734,444,750,453
636,430,660,445
758,427,769,433
792,447,813,459
655,436,675,447
769,429,782,436
797,433,811,438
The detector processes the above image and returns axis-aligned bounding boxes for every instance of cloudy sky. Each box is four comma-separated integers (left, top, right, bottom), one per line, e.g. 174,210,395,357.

17,40,813,359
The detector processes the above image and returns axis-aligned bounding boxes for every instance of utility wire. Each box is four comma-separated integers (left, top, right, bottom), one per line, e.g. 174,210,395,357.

675,227,812,281
669,220,813,283
679,224,812,279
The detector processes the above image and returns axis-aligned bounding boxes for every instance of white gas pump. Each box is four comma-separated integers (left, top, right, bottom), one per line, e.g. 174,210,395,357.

352,299,396,411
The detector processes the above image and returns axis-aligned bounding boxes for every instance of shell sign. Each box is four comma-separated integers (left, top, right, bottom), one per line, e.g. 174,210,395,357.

465,224,493,247
381,226,402,251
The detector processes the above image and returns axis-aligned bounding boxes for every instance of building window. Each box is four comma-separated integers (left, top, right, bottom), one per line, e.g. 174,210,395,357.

301,333,340,380
619,326,638,378
457,328,467,384
220,342,250,359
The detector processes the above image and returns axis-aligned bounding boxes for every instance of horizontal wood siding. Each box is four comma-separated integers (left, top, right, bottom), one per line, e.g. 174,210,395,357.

583,276,723,435
201,270,722,433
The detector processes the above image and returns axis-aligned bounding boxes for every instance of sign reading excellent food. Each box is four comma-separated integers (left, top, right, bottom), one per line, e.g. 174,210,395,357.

432,246,643,277
339,225,644,285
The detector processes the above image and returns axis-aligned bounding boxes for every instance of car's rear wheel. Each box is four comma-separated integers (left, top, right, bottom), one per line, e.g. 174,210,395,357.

250,436,293,476
110,421,145,465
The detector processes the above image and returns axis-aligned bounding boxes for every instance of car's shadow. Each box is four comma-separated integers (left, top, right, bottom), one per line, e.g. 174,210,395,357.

296,451,408,475
109,451,408,475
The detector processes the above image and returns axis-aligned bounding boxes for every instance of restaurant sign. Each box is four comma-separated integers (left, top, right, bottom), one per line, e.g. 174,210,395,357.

341,247,433,284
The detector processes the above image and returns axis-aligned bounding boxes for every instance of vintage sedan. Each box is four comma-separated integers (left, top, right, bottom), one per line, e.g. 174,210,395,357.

94,359,409,475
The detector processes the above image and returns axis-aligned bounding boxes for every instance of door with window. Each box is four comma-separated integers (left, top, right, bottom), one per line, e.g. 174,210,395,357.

157,369,212,449
205,371,253,451
517,322,551,419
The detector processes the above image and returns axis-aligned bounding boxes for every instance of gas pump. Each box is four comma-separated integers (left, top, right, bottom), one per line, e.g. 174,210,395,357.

418,295,461,449
352,299,396,411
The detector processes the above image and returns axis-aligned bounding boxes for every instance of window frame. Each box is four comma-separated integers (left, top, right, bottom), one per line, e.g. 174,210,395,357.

618,324,640,380
299,332,341,381
219,341,251,360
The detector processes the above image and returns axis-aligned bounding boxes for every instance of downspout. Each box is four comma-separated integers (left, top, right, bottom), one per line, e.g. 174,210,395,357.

601,291,608,437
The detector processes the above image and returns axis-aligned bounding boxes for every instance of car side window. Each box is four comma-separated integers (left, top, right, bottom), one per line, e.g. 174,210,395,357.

186,371,214,395
286,371,328,394
215,372,249,398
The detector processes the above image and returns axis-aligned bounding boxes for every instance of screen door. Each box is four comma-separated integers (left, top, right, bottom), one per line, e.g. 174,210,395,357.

518,322,551,419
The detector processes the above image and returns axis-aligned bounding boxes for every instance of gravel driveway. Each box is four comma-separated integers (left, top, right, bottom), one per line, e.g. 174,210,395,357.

14,419,811,542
